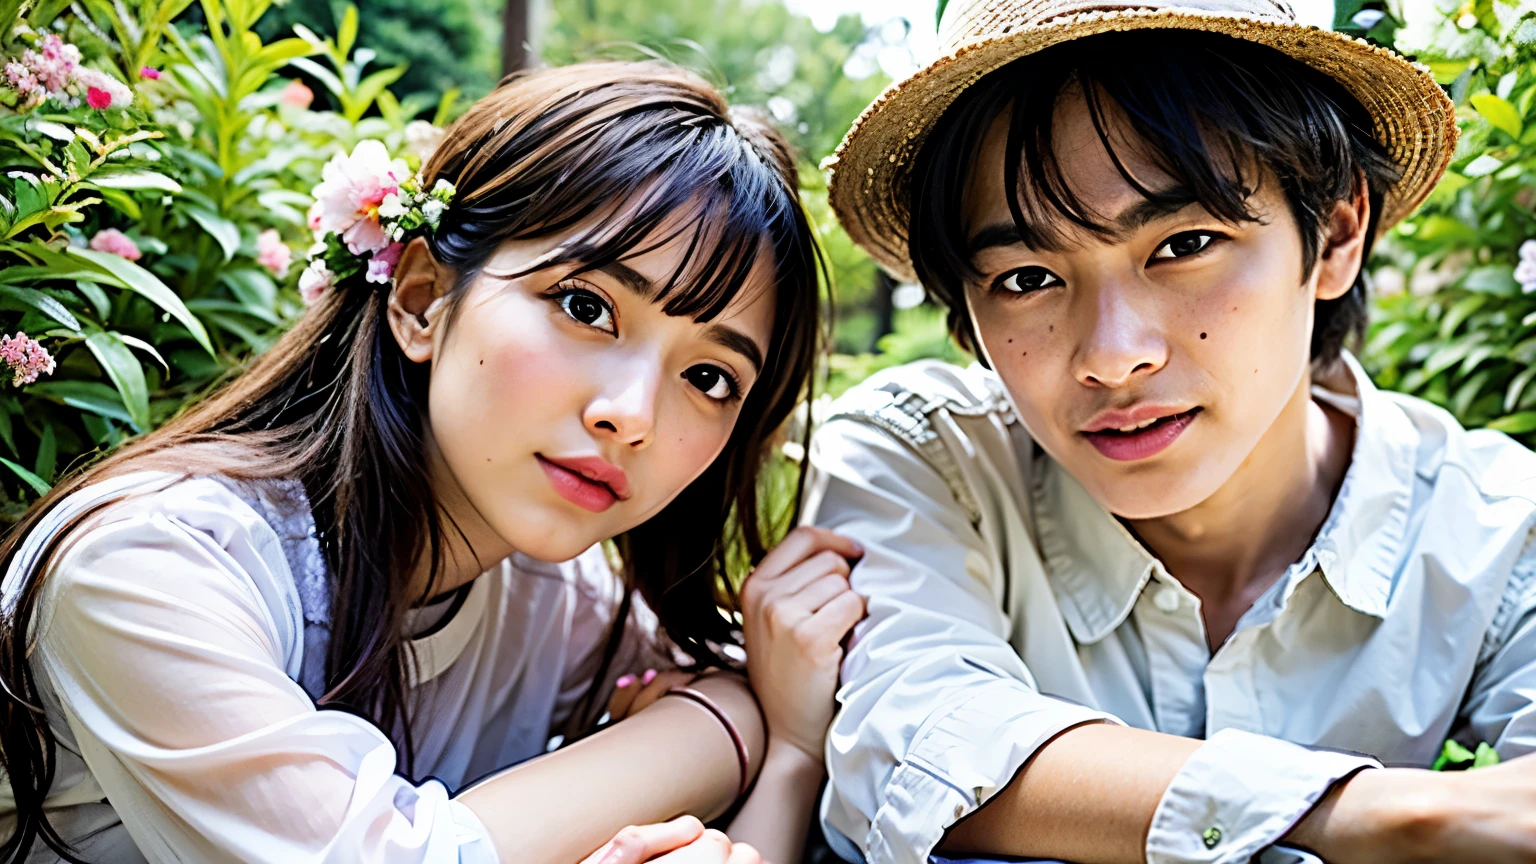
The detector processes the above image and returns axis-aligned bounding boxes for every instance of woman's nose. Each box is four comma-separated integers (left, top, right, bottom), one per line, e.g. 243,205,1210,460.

583,358,661,449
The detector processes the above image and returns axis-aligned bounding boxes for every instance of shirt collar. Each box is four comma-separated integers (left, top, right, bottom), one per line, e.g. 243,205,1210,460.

1034,352,1418,644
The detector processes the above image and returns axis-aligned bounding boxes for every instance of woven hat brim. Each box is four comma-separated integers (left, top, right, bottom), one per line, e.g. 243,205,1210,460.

827,8,1459,283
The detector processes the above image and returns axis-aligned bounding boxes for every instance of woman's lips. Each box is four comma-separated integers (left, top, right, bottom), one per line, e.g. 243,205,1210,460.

537,455,621,513
1082,408,1201,461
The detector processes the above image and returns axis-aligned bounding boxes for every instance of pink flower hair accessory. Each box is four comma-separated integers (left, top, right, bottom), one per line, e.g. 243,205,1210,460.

298,140,455,305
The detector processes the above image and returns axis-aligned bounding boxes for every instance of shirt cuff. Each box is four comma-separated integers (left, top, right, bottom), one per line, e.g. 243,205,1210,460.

864,679,1116,864
447,799,500,864
1147,729,1380,864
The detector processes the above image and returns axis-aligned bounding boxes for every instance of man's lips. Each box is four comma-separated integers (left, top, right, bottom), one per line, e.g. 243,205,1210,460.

1080,407,1203,462
537,454,630,513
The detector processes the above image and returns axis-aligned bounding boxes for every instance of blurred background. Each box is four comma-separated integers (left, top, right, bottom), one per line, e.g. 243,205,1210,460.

1,0,1535,514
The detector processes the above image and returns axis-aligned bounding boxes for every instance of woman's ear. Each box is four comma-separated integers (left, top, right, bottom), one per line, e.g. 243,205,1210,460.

387,238,453,363
1313,177,1371,303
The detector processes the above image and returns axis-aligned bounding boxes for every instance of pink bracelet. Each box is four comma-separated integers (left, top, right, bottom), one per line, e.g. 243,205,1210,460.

663,686,751,805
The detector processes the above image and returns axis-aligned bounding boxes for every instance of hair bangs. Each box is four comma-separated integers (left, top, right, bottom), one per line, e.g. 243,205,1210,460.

436,106,794,326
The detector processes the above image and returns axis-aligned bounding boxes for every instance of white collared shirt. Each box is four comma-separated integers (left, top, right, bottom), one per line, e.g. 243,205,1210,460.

0,472,667,863
806,354,1536,864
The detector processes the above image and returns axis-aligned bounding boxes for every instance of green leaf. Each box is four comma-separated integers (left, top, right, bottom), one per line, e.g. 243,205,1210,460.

32,421,55,484
0,285,80,331
1462,265,1518,296
337,4,360,56
1473,742,1502,768
1439,295,1486,339
1488,411,1536,434
1506,364,1536,413
0,456,50,496
1470,93,1523,139
88,171,184,194
1462,154,1505,177
65,248,214,355
185,205,241,261
1433,739,1476,770
0,405,15,457
28,380,137,425
85,330,150,431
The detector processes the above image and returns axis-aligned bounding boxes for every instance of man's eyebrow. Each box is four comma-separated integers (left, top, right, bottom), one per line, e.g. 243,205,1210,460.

966,189,1205,256
703,324,764,375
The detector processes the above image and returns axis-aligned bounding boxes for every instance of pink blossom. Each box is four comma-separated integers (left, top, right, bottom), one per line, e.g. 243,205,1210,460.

89,228,142,261
280,79,314,110
298,260,334,304
310,140,409,256
139,66,160,80
255,229,292,278
365,241,405,284
0,332,55,387
73,67,132,108
4,61,36,94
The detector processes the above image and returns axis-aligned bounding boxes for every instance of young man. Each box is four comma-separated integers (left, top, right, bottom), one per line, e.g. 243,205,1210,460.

808,1,1536,862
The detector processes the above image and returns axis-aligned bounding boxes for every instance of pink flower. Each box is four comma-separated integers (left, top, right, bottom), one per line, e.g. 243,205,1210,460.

298,260,334,304
365,241,405,284
89,228,142,261
73,67,132,109
280,79,314,110
139,66,160,80
310,140,410,256
4,61,36,94
255,229,292,278
0,332,55,387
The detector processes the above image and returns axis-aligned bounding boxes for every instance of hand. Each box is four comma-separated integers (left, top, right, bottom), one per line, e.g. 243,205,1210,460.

607,668,698,721
1294,756,1536,864
739,525,865,761
581,816,761,864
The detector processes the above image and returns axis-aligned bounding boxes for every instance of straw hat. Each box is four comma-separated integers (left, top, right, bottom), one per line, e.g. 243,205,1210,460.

826,0,1458,282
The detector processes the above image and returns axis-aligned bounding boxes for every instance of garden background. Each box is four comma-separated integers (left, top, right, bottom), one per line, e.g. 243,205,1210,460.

0,0,1533,518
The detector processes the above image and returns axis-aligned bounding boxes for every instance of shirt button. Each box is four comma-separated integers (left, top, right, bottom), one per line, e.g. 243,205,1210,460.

1153,586,1181,613
1202,826,1223,848
953,804,965,818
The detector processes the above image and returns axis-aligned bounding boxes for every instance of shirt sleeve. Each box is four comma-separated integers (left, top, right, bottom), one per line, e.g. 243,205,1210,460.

806,418,1114,864
30,494,499,864
1460,525,1536,758
547,545,678,735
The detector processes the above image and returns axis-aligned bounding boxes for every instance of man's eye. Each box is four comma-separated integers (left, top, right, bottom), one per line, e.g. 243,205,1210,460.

993,267,1061,295
1152,231,1215,261
682,365,739,402
555,289,615,334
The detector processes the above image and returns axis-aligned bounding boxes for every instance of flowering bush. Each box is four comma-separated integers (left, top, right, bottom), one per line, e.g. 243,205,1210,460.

1360,0,1536,443
0,0,444,517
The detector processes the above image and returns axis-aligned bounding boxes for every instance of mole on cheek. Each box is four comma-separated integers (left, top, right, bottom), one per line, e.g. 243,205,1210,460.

1200,332,1208,340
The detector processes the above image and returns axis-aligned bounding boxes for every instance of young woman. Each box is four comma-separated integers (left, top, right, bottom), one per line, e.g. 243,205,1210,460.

0,61,862,864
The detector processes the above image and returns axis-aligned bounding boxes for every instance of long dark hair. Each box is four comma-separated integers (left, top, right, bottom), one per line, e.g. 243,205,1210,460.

0,61,824,862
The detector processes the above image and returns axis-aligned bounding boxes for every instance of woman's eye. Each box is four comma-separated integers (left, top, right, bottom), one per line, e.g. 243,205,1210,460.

682,365,738,402
1152,231,1215,261
993,267,1061,295
556,289,615,334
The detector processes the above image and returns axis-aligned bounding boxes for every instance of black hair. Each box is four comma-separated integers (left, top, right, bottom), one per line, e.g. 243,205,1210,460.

909,29,1402,366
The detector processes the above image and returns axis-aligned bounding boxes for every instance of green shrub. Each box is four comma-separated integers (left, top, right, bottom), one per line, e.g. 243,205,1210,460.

1362,0,1536,443
0,0,431,519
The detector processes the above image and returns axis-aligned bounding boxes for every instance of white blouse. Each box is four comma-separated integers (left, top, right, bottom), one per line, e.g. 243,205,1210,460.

0,471,669,863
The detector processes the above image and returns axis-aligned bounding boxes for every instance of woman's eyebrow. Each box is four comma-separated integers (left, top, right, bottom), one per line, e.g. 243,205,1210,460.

594,261,655,297
703,324,764,375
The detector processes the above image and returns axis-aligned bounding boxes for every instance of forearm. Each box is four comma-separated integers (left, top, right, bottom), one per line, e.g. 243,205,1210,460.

938,722,1198,864
726,741,825,864
457,673,766,864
